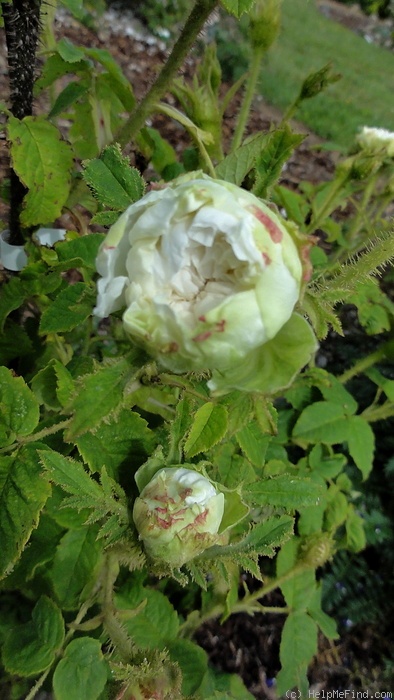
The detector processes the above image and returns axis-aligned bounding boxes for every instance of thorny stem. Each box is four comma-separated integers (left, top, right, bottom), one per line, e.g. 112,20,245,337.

2,0,42,244
116,0,218,148
305,172,350,235
337,343,392,385
231,46,265,151
361,401,394,423
101,552,134,663
180,565,304,638
0,418,72,454
345,172,379,244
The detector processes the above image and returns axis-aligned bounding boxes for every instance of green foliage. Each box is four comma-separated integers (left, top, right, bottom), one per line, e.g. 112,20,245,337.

0,0,393,697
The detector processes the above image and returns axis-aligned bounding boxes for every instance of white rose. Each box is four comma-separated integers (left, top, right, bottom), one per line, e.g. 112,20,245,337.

94,172,316,393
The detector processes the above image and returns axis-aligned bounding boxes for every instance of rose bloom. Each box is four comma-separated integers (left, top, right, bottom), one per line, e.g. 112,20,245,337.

356,126,394,158
133,467,225,567
94,173,316,393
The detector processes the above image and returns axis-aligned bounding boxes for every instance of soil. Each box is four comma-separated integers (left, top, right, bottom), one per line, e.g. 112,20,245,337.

1,2,393,698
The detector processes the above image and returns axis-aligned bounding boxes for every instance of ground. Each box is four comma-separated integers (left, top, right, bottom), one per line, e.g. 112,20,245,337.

0,3,393,698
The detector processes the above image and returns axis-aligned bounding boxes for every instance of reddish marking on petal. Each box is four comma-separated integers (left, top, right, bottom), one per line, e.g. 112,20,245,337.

194,509,209,526
249,205,283,243
104,245,116,250
192,330,212,342
156,507,167,514
162,341,179,353
198,315,206,322
215,319,226,332
301,242,315,282
156,516,172,529
262,252,271,265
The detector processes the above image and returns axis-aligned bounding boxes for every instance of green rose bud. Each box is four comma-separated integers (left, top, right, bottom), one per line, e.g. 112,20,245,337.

133,467,225,567
94,172,317,394
249,0,282,52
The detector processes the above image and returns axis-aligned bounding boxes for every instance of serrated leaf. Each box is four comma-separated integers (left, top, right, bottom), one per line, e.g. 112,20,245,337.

91,210,121,226
55,233,105,269
117,588,179,650
40,282,95,333
235,422,270,469
64,357,136,439
39,450,103,503
0,272,62,331
8,116,73,226
347,415,375,479
0,446,51,580
245,475,324,510
83,144,145,210
252,127,305,198
0,320,33,364
0,366,39,445
49,80,89,118
215,132,268,184
57,36,85,63
2,596,64,677
345,507,366,553
75,409,154,477
220,0,256,17
167,639,208,697
307,584,338,640
276,611,318,696
184,402,228,457
31,359,74,410
51,526,103,609
239,515,294,555
292,401,350,445
53,637,108,700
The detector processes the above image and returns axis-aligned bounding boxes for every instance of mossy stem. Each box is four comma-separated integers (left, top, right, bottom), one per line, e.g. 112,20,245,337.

115,0,218,148
0,418,72,454
231,46,265,152
338,343,390,384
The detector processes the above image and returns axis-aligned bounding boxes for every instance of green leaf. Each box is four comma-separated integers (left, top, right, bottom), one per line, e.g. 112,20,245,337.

277,538,315,610
219,0,256,17
49,80,89,119
90,210,121,226
75,409,154,477
236,515,294,556
40,282,95,334
292,401,350,446
0,366,39,446
216,447,256,488
184,402,228,457
307,584,338,640
0,446,51,580
252,127,305,199
64,357,136,439
7,116,73,226
39,450,103,503
2,597,64,677
51,526,103,609
117,588,179,650
0,271,62,331
276,611,318,696
55,233,105,270
0,320,33,364
215,132,268,184
347,415,375,479
324,489,348,531
85,47,135,112
245,474,324,510
57,36,86,63
83,144,145,210
31,359,74,410
235,422,270,469
168,639,208,697
53,637,108,700
345,507,366,553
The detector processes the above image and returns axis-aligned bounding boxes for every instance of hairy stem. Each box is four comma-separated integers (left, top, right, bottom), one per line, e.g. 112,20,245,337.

338,342,392,384
231,46,264,151
116,0,217,148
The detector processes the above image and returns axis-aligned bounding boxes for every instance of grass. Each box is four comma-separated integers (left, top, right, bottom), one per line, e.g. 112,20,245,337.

256,0,394,146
